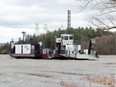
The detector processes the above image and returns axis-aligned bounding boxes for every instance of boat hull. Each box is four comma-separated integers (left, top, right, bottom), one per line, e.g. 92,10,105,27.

10,54,49,59
59,53,98,60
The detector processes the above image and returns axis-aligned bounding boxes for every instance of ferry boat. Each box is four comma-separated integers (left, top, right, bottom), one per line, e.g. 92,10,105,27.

10,42,55,59
55,34,99,60
10,34,99,60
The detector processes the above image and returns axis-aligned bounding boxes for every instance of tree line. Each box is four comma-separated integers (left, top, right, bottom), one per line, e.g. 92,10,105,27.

0,27,115,55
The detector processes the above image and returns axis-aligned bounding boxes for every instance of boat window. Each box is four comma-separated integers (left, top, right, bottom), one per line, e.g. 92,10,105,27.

63,36,68,40
69,36,73,40
61,36,63,39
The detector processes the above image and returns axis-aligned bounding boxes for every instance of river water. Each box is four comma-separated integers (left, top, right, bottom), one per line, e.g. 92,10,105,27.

0,55,115,87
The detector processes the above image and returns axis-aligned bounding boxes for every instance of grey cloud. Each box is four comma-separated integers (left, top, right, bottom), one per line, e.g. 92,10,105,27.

0,0,92,30
3,0,58,6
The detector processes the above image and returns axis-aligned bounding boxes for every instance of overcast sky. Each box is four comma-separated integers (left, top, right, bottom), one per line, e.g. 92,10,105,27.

0,0,115,43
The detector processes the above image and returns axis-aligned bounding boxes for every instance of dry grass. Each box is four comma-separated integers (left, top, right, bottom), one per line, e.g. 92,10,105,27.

60,81,80,87
86,75,116,87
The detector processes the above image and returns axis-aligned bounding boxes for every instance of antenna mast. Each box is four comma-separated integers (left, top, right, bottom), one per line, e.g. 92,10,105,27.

67,10,71,29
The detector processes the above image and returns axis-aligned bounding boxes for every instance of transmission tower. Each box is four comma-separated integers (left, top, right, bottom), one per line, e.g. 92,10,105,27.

44,24,48,33
35,23,39,36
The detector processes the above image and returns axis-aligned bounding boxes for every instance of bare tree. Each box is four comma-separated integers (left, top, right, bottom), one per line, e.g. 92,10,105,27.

76,0,116,30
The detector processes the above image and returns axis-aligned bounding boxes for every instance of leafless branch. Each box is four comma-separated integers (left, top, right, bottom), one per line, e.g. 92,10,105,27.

76,0,116,29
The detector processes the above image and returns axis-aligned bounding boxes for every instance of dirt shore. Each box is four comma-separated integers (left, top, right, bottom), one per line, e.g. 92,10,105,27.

0,55,115,87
